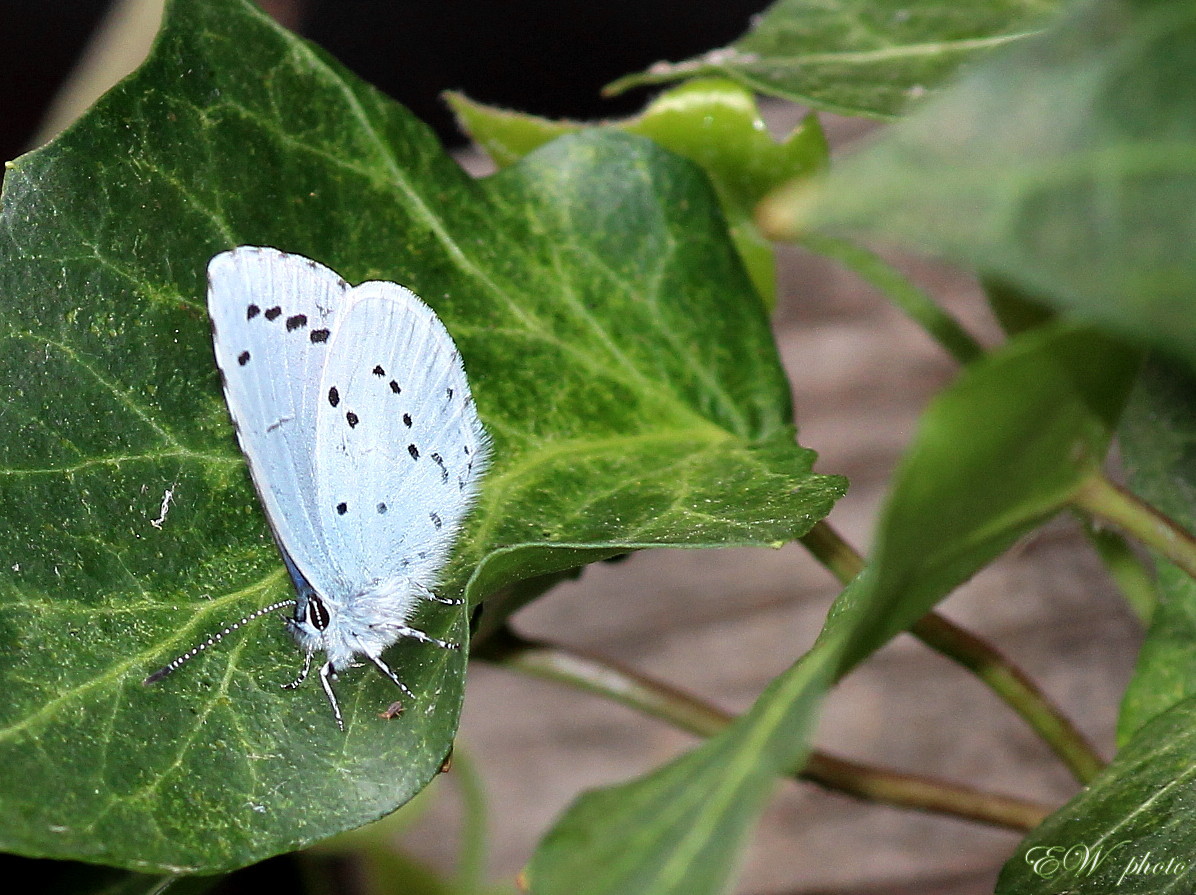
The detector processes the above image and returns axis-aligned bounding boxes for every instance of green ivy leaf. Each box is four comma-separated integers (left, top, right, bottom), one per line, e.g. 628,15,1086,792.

830,324,1138,673
449,79,829,307
1117,360,1196,744
526,618,844,895
996,696,1196,894
0,0,843,874
787,0,1196,370
607,0,1058,119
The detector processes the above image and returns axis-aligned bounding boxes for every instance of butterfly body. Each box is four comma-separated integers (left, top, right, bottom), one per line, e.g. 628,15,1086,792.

147,246,488,728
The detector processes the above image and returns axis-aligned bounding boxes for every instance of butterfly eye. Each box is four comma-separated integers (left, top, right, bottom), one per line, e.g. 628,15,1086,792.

307,595,331,631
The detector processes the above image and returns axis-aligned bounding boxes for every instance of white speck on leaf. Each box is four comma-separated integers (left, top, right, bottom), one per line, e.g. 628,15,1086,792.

151,486,176,529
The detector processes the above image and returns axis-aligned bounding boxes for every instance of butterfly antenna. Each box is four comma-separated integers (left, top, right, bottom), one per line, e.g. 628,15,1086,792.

143,599,296,685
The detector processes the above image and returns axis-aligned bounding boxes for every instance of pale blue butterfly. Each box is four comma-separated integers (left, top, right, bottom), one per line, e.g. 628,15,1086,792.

146,247,489,729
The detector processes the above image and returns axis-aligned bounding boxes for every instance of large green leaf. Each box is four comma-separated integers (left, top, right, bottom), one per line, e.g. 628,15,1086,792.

526,609,845,895
831,323,1137,673
607,0,1059,119
790,0,1196,370
1117,360,1196,744
996,696,1196,894
0,0,843,874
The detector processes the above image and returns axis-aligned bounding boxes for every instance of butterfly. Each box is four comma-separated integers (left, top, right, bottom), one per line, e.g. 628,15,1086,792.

145,246,488,729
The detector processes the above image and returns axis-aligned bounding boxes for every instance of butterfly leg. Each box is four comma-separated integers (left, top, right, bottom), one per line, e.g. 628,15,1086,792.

395,624,460,651
413,581,463,606
368,653,417,702
282,650,313,690
318,660,344,731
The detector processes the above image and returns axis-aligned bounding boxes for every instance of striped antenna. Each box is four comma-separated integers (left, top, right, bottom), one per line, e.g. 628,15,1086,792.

143,599,296,684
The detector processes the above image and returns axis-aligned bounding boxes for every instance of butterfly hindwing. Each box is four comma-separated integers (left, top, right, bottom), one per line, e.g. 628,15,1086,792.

313,282,489,605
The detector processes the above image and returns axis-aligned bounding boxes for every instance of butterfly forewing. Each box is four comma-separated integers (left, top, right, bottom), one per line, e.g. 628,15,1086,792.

313,283,488,596
207,247,349,595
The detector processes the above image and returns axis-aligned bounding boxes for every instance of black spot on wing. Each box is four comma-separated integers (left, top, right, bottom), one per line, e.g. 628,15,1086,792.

310,328,330,343
246,304,260,320
264,306,282,321
408,444,420,460
430,512,442,529
389,380,401,394
237,351,250,366
431,452,448,482
346,411,359,428
373,365,385,376
336,502,348,515
402,413,412,427
328,386,340,407
286,313,308,331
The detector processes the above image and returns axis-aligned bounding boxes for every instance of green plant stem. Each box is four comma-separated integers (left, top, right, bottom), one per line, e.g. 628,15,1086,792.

799,233,986,365
908,613,1105,783
448,749,489,893
799,520,1107,784
801,752,1050,830
474,627,1053,832
1081,518,1157,623
1073,471,1196,582
797,517,865,580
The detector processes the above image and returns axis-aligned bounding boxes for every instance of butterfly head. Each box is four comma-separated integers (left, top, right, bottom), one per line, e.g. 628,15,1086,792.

287,591,333,651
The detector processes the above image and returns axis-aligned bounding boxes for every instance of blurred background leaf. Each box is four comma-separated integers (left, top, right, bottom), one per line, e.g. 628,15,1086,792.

607,0,1060,118
787,0,1196,372
450,79,829,306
